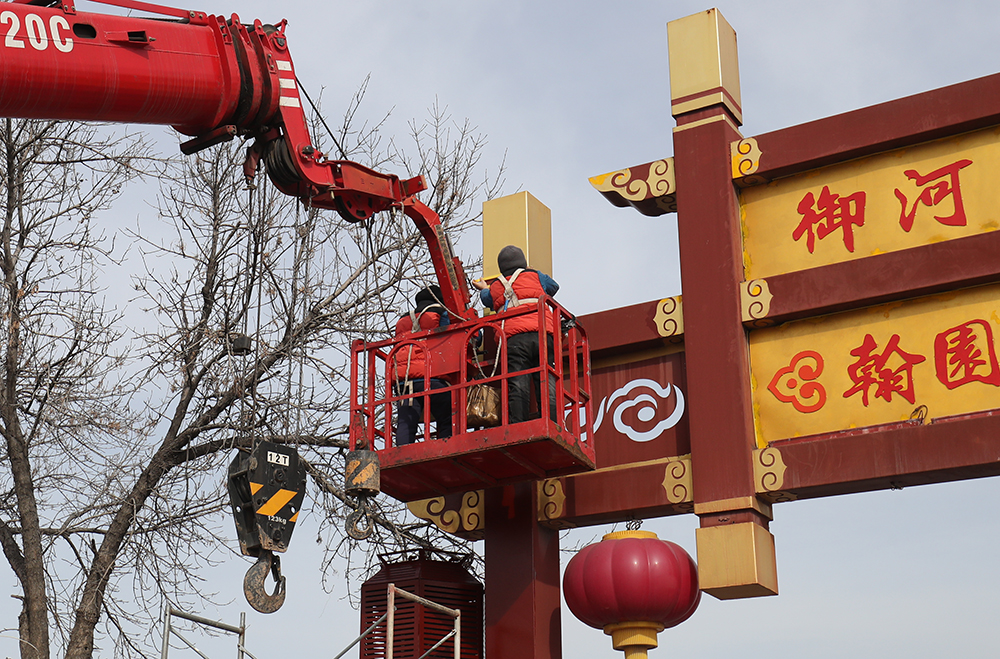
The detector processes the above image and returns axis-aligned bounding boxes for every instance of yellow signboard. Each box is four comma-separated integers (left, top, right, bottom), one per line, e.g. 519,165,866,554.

742,126,1000,279
750,283,1000,446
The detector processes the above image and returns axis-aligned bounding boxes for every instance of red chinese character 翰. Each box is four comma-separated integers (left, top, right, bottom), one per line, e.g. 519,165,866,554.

934,319,1000,390
894,159,973,232
793,186,866,253
843,334,926,406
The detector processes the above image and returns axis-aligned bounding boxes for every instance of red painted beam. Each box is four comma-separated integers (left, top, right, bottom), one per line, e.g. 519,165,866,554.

578,299,682,356
550,459,691,528
549,412,1000,527
770,410,1000,499
747,72,1000,183
760,230,1000,325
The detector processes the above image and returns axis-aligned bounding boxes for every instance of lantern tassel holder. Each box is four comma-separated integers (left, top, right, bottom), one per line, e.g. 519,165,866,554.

604,621,664,659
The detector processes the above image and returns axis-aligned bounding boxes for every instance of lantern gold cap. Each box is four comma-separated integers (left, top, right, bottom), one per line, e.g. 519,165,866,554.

602,529,658,541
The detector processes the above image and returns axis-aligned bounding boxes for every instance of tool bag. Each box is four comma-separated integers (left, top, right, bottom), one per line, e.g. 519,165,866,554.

466,383,500,428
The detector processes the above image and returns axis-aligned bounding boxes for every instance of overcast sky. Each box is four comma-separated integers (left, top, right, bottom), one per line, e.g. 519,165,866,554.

4,1,1000,657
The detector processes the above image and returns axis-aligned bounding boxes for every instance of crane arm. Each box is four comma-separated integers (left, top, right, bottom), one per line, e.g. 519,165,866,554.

0,0,474,316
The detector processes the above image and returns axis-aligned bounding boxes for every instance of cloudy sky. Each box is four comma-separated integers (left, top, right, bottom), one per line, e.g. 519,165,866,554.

4,1,1000,657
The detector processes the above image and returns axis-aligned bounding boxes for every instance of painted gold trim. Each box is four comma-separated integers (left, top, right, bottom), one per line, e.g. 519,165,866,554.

588,159,675,202
408,496,459,533
407,491,486,539
459,490,484,535
661,454,693,505
603,529,659,541
694,496,773,520
605,621,664,653
588,159,677,217
672,113,742,135
753,447,796,503
653,296,684,338
740,279,773,326
731,137,762,178
537,478,574,529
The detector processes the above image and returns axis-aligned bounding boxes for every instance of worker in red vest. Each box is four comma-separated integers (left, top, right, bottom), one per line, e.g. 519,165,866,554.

473,245,559,423
392,286,452,445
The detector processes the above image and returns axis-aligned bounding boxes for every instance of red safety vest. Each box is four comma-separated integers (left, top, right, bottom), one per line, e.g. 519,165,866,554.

393,308,442,381
488,269,553,336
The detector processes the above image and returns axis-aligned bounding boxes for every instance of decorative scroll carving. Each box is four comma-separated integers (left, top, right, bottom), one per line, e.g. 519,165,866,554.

753,447,796,503
459,490,485,540
731,137,766,187
741,279,773,327
407,491,485,540
589,158,677,217
662,455,694,512
538,479,575,529
653,296,684,338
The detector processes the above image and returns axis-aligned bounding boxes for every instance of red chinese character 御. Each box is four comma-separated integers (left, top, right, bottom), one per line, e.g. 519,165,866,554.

843,334,926,406
894,159,973,232
793,186,866,253
934,319,1000,390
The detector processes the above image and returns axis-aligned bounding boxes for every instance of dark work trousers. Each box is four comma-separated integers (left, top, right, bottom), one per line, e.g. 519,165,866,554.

506,332,557,424
395,378,452,445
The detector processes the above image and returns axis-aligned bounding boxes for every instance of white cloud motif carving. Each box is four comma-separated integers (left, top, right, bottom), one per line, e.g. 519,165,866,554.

593,378,685,443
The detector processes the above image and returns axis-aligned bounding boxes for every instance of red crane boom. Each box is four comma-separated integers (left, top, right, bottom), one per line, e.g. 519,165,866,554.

0,0,473,316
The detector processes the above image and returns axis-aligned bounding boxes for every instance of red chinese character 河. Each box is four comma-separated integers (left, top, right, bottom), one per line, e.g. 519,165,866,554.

843,334,926,406
934,319,1000,390
894,159,973,232
793,186,866,253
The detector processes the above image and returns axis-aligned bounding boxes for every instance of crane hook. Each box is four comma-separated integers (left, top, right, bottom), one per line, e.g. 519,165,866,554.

243,550,286,614
346,497,374,540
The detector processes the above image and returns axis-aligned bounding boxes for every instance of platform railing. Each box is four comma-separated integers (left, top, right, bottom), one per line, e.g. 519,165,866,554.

159,607,253,659
349,296,592,452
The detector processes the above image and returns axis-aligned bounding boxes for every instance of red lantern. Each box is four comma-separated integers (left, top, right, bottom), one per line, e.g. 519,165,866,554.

563,530,700,659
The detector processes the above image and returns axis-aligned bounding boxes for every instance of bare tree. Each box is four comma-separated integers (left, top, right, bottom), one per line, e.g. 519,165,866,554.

0,118,154,659
0,90,503,658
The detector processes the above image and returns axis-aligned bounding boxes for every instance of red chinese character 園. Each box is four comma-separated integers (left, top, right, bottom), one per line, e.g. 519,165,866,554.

843,334,926,406
934,319,1000,390
793,186,866,253
894,159,973,232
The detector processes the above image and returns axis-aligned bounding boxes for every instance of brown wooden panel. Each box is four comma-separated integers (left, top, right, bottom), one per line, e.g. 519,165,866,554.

747,72,1000,183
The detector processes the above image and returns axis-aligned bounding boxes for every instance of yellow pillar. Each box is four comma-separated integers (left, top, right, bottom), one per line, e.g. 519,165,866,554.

482,191,553,280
